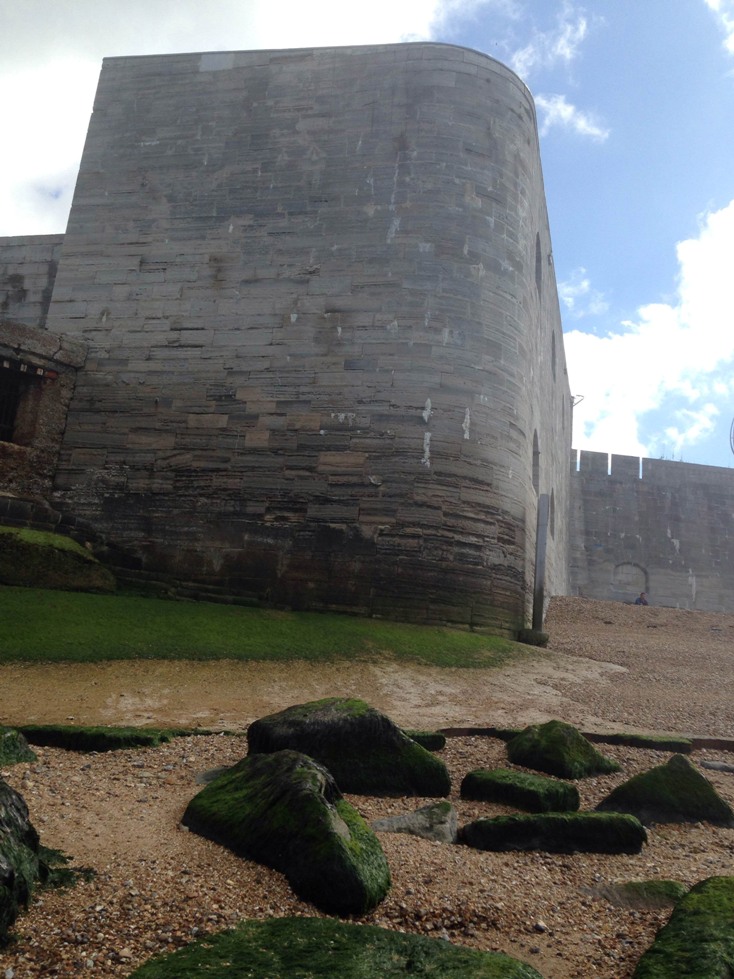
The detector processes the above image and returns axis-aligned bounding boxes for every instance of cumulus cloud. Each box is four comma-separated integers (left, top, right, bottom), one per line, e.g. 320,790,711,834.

558,268,609,318
510,1,588,77
565,199,734,458
703,0,734,54
535,93,609,140
0,0,453,236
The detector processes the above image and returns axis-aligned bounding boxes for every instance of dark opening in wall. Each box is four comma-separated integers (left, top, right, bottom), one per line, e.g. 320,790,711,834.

0,358,45,444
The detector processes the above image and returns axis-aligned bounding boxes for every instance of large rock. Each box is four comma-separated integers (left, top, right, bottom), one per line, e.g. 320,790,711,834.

0,728,36,766
0,779,42,945
507,720,620,779
127,916,545,978
597,754,734,826
633,876,734,977
371,801,458,843
247,698,451,796
459,811,647,854
182,749,391,915
461,768,579,812
0,526,115,592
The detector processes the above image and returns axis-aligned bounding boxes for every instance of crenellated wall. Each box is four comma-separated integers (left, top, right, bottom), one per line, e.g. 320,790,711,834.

571,450,734,610
39,42,571,630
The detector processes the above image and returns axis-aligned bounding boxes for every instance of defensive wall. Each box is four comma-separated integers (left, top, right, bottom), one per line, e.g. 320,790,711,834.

571,450,734,611
41,42,571,631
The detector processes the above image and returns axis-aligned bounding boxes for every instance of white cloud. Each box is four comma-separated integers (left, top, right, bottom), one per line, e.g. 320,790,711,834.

535,93,610,140
510,1,588,78
703,0,734,54
558,268,609,318
0,0,450,236
565,198,734,458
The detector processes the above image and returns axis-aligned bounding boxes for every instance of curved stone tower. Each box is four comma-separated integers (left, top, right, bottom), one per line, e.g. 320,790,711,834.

48,42,571,631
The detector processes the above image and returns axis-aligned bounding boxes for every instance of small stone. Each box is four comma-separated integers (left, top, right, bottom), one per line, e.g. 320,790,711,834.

534,920,548,933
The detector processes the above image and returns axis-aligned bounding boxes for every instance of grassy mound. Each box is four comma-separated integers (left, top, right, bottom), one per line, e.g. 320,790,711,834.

507,720,620,779
1,586,528,666
127,916,545,978
633,876,734,977
0,527,115,593
597,754,734,826
460,811,647,854
460,768,579,812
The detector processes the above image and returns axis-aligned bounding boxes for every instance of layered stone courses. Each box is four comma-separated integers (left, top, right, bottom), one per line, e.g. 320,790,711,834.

571,450,734,611
4,43,572,631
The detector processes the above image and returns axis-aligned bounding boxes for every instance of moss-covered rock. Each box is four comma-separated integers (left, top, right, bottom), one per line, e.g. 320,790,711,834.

404,729,447,751
0,526,115,592
507,720,620,779
247,698,451,797
127,916,545,978
597,754,734,826
633,876,734,977
0,779,42,945
0,728,36,765
460,768,579,812
182,749,391,915
459,811,647,854
19,724,180,752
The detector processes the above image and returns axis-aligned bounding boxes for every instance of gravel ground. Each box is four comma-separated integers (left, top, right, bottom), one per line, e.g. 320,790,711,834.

1,596,734,979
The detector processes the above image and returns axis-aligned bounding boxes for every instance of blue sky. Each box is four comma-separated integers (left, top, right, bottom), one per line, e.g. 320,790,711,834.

3,0,734,467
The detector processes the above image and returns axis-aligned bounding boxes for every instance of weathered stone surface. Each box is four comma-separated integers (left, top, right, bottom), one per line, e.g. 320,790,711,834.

459,811,647,854
42,42,571,631
460,767,579,812
507,720,620,780
126,916,545,978
0,526,115,592
247,697,451,797
0,779,42,945
633,876,734,977
371,801,458,843
571,451,734,612
181,749,391,916
597,754,734,826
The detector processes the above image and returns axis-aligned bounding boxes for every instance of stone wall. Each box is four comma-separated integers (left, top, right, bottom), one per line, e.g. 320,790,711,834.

571,450,734,610
0,236,86,500
43,42,570,630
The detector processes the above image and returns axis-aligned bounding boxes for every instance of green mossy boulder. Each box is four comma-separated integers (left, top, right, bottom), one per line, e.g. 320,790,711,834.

0,728,36,766
597,754,734,826
633,876,734,977
247,698,451,797
460,768,580,812
127,916,545,978
0,779,42,945
182,749,391,916
507,719,620,779
0,526,115,592
459,811,647,854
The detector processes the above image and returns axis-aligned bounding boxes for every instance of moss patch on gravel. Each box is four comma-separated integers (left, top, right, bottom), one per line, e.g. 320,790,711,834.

460,811,647,854
0,727,36,765
127,916,545,978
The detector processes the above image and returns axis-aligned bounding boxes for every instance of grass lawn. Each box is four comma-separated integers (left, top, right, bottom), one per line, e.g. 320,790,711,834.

1,586,531,668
